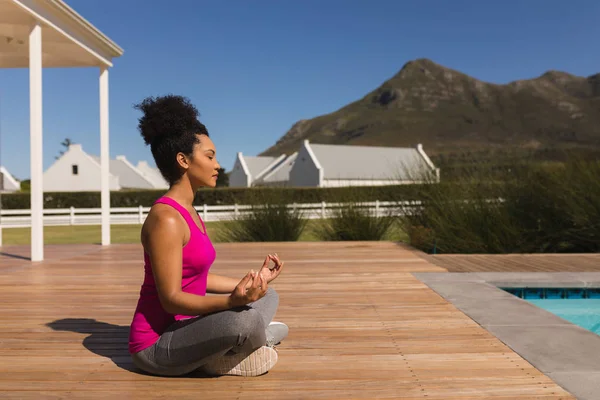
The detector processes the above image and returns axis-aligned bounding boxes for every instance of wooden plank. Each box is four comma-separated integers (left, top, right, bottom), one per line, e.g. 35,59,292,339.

421,251,600,273
0,242,575,398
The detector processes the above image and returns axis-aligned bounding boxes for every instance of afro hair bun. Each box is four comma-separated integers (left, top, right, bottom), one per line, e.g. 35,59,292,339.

134,94,208,145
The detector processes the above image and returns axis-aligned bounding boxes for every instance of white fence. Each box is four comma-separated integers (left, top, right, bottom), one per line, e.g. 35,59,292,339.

0,201,418,228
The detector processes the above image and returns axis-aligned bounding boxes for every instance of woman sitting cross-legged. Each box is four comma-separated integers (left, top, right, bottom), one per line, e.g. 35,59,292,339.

128,94,288,377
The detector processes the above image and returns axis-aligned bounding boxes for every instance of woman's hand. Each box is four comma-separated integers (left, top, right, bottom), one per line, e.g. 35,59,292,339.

260,253,284,283
229,269,267,308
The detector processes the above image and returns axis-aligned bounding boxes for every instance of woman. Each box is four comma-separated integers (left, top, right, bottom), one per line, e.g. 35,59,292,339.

128,95,288,377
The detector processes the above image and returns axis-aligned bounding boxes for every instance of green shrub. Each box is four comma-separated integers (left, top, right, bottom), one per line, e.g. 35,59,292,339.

217,192,308,242
400,156,600,254
313,202,396,241
402,179,523,253
507,158,600,253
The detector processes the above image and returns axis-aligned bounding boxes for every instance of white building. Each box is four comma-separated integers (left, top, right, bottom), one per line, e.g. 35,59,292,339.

288,140,440,187
0,166,21,193
43,143,168,192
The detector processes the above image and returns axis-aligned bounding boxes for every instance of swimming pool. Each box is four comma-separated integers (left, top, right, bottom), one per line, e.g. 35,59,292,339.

502,287,600,335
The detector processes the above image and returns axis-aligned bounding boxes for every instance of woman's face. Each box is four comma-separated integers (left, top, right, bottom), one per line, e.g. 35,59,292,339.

184,134,221,188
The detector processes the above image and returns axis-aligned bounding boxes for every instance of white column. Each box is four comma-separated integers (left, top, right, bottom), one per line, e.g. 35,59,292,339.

29,22,43,261
100,67,110,245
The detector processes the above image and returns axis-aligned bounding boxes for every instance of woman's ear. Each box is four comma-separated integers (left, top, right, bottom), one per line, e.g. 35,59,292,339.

176,152,189,170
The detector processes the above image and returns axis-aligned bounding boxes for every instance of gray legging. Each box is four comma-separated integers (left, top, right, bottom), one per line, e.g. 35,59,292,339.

131,287,279,376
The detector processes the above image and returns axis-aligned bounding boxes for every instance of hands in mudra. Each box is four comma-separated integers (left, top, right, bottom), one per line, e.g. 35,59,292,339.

229,253,284,308
259,253,284,284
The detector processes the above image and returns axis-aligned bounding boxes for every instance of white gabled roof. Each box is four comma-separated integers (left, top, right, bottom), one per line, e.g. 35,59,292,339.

259,152,298,183
136,161,169,189
0,165,21,191
307,142,436,180
242,155,285,180
91,155,155,189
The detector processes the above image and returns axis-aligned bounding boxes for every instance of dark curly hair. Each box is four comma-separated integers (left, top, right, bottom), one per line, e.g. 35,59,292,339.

134,95,209,185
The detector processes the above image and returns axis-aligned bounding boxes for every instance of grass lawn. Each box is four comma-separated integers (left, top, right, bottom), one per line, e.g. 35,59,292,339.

0,220,407,245
1,222,219,245
1,224,145,245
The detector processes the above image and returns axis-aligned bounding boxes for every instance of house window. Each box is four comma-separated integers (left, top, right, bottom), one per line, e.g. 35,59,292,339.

72,165,79,175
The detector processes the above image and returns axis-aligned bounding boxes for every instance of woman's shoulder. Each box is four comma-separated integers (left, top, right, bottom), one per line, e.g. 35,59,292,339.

143,203,185,233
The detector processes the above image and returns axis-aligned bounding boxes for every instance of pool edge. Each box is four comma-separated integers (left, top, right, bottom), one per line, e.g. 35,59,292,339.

413,271,600,400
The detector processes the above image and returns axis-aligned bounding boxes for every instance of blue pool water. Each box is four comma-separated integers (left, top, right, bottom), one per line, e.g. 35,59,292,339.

502,287,600,335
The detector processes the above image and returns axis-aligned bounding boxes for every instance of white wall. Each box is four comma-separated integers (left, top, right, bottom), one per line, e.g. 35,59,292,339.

289,143,321,187
43,144,120,192
229,154,250,188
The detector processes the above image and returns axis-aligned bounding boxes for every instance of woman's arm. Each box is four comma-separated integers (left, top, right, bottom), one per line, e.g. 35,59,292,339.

143,206,265,315
207,254,282,294
206,273,240,294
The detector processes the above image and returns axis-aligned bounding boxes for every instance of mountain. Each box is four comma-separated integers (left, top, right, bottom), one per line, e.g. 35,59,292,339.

260,59,600,160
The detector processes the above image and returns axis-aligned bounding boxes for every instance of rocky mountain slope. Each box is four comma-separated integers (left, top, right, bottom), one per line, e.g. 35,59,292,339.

260,59,600,160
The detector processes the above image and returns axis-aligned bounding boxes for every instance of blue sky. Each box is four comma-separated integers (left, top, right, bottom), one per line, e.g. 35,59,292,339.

1,0,599,180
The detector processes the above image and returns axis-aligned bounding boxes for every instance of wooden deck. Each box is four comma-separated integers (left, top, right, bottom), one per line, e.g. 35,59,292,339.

0,241,576,399
423,252,600,272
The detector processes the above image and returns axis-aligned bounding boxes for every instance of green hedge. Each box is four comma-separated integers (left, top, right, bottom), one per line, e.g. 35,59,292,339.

0,185,427,209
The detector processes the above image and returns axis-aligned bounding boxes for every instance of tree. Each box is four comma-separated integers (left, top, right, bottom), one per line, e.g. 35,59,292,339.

56,138,73,159
216,168,229,187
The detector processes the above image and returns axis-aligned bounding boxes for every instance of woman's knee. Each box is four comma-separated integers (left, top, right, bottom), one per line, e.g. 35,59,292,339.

227,308,266,350
264,287,279,305
231,308,265,337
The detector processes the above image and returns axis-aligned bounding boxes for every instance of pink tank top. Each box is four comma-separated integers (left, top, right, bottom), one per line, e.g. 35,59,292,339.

128,196,216,354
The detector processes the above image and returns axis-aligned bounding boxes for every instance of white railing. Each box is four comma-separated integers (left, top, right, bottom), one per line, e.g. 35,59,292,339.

0,201,421,228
